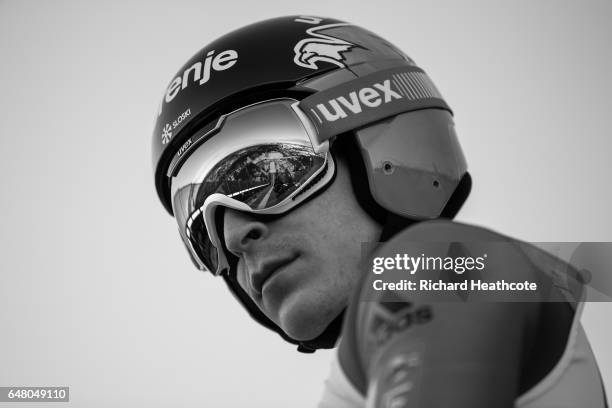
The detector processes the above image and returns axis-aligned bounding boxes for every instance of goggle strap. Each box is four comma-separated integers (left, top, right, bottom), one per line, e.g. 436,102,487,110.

298,66,451,145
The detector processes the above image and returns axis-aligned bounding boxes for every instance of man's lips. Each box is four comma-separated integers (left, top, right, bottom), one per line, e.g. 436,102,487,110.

251,255,298,295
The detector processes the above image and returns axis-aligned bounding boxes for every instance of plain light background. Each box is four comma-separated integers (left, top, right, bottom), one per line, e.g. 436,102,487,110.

0,1,610,406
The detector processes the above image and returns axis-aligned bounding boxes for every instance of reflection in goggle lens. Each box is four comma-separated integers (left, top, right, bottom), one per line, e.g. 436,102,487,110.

196,143,326,210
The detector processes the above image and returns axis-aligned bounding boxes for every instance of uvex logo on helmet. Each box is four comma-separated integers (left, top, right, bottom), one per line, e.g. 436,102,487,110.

293,23,355,70
314,79,402,122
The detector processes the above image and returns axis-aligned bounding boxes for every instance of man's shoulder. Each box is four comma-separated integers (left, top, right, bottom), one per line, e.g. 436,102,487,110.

338,220,587,397
384,219,511,249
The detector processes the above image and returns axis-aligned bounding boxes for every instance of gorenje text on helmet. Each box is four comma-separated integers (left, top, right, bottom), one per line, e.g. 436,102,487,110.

158,49,238,116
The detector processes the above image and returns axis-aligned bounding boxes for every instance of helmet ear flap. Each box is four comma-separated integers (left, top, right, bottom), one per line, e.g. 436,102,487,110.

353,109,469,220
330,108,471,245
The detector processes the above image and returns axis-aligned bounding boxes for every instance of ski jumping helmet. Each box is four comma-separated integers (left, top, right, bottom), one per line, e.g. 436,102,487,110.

152,15,472,352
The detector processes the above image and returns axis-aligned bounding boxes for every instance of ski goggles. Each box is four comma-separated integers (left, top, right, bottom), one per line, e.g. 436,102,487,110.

168,66,467,275
169,98,335,275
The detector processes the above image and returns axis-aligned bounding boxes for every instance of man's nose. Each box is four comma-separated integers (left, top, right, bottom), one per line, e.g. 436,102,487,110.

223,208,269,255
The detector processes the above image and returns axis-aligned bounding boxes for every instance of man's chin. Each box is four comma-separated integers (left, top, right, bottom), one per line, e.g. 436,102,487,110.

281,319,328,341
277,304,337,341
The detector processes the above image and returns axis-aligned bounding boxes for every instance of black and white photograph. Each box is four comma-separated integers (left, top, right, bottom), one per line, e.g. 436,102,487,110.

1,1,611,407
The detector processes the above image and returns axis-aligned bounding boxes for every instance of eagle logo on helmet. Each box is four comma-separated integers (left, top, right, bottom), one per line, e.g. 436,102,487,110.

294,23,356,70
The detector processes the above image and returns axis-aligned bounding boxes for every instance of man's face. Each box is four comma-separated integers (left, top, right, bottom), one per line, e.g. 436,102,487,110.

223,155,382,341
